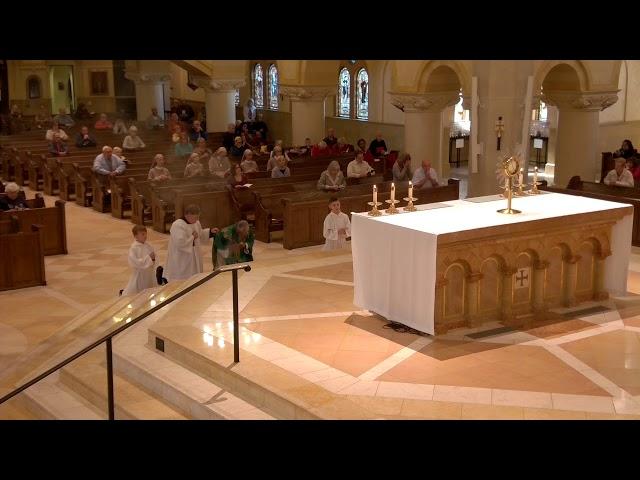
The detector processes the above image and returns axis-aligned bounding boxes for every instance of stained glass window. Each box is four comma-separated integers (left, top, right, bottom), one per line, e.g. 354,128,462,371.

355,68,368,120
235,89,240,107
337,68,350,118
268,64,279,110
253,64,264,108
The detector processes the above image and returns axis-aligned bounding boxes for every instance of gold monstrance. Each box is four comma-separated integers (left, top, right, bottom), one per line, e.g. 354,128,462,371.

497,155,521,215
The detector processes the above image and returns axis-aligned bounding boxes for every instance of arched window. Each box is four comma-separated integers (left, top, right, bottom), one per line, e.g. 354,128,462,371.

337,68,350,118
253,64,264,108
268,64,279,110
355,68,369,120
27,75,41,99
235,89,240,107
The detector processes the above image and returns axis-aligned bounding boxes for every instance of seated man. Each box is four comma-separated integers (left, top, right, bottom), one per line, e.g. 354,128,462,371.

604,157,635,187
0,182,29,211
392,153,412,182
93,146,126,185
75,126,97,148
347,151,375,178
411,159,439,190
189,120,208,142
49,133,69,156
122,126,146,150
94,113,113,130
212,220,255,268
368,131,388,158
53,108,75,128
323,128,338,148
229,136,246,157
146,107,164,130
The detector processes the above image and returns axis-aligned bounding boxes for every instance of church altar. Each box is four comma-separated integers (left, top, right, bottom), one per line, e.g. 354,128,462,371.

350,192,633,335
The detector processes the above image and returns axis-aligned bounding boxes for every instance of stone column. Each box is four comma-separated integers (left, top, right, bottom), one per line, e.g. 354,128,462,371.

532,260,549,315
542,91,618,187
389,91,459,172
465,272,483,327
125,72,171,122
593,251,610,301
434,278,449,334
563,255,581,307
500,266,517,323
280,86,332,146
193,77,246,133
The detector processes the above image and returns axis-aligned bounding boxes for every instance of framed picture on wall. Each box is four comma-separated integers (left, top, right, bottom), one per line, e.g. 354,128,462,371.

90,71,108,96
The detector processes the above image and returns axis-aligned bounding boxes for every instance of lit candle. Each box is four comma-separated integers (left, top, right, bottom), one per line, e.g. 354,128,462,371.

519,168,523,187
534,166,538,184
391,182,395,202
373,184,377,204
408,180,413,199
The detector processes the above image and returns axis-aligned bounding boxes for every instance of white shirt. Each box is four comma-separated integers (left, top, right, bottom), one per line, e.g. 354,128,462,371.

411,166,439,189
603,168,634,188
323,211,351,251
123,135,146,150
347,160,374,178
164,219,211,282
122,240,156,295
45,129,68,141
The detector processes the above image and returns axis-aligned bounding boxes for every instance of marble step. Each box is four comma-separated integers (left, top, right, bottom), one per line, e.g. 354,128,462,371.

58,350,187,420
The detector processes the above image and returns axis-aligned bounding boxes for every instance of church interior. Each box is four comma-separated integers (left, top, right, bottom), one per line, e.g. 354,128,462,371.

1,59,640,420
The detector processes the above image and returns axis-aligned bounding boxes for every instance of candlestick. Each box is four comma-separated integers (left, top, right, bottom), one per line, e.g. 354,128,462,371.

373,184,377,204
519,168,523,187
408,181,413,200
390,183,395,202
534,166,538,185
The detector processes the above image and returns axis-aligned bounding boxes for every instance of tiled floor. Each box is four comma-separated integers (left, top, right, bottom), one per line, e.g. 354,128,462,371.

2,186,640,419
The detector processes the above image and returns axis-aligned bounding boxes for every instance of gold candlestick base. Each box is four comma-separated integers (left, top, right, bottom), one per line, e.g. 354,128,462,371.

367,201,382,216
385,199,400,214
528,181,542,195
403,196,418,212
497,207,522,214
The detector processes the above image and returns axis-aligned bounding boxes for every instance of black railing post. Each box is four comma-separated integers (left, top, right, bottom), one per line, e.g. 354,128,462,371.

232,269,240,363
106,337,115,420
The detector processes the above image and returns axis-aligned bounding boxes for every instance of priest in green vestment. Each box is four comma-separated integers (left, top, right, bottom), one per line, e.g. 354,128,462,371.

212,220,255,268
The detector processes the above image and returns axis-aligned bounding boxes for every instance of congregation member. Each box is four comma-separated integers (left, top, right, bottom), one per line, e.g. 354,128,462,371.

146,107,164,130
209,147,231,178
311,141,333,158
347,151,375,178
113,118,128,134
0,183,29,211
240,149,259,173
184,153,204,178
250,131,266,150
317,160,346,191
604,157,635,187
267,145,290,171
253,113,268,141
189,120,208,142
289,138,313,156
54,107,75,128
174,132,194,159
48,133,69,156
93,146,126,184
122,125,146,150
614,139,637,159
392,153,412,182
94,113,113,130
271,155,290,178
194,138,213,167
368,131,388,158
168,113,183,137
148,154,172,182
412,159,440,190
335,137,352,154
223,123,236,151
112,147,126,163
212,220,254,268
226,163,249,189
322,197,351,251
625,157,640,185
164,204,218,282
45,121,68,141
243,98,257,122
75,126,97,148
323,128,338,148
121,225,157,296
355,138,367,154
230,136,247,157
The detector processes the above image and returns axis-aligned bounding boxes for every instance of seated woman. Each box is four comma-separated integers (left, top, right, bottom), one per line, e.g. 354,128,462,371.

311,141,332,158
355,138,367,154
212,220,255,268
113,118,128,134
226,163,249,189
0,182,29,211
209,147,231,178
614,139,637,159
317,160,346,191
271,155,290,178
148,154,172,182
48,133,69,156
266,145,291,171
122,125,146,150
194,138,213,166
240,149,259,173
112,147,127,163
392,153,412,182
184,153,204,178
168,113,182,136
45,121,69,141
174,132,194,159
229,136,246,157
335,137,352,154
94,113,113,130
626,157,640,185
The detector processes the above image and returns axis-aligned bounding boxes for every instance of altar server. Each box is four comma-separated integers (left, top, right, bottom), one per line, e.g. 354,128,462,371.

122,225,157,295
322,197,351,251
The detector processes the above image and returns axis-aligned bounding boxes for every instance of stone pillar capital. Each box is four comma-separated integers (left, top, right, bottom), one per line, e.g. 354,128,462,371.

124,72,171,85
279,85,333,102
389,90,460,113
542,90,618,112
192,76,245,92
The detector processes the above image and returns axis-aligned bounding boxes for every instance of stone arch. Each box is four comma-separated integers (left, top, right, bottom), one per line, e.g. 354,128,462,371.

479,254,505,319
534,60,591,93
576,237,602,300
544,242,571,307
443,260,471,320
417,61,471,97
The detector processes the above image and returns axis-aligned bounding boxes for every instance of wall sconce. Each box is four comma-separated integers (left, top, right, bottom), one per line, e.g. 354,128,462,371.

495,116,504,151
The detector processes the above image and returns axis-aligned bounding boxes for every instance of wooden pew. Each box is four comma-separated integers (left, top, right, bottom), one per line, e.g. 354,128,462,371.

0,219,46,291
540,175,640,246
0,200,67,255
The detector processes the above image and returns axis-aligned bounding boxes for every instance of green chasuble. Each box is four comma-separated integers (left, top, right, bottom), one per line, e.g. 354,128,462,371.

212,224,255,268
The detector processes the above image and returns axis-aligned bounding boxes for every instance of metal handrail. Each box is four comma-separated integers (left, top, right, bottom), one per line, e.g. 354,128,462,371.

0,263,252,419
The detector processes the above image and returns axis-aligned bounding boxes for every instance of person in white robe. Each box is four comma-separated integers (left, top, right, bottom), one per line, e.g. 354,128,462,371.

164,204,219,282
122,225,157,295
322,198,351,251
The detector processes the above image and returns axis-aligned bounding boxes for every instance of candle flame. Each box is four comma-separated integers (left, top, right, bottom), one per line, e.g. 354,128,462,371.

409,181,412,186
